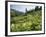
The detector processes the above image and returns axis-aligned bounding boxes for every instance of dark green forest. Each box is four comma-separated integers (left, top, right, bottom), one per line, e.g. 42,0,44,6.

10,6,42,32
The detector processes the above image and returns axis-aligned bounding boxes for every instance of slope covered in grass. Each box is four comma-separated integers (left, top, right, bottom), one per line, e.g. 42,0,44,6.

10,10,42,32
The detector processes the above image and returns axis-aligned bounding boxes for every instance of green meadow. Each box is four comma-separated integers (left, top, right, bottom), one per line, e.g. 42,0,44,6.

10,6,42,32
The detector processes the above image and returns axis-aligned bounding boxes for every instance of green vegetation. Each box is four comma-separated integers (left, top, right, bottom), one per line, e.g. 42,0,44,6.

10,6,42,32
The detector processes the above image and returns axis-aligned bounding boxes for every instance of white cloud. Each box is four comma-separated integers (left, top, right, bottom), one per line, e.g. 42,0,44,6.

10,5,35,12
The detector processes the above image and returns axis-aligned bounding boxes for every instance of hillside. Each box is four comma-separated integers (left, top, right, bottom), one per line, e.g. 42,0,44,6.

10,9,25,16
10,9,42,32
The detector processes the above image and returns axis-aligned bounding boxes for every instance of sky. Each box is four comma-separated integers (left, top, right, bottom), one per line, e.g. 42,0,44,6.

10,5,36,13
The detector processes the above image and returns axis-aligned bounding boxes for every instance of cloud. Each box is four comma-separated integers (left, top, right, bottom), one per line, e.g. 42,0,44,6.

10,5,35,12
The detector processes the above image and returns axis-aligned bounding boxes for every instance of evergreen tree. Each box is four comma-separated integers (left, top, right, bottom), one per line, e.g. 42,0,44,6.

26,8,27,12
38,6,42,10
35,6,39,11
25,8,27,15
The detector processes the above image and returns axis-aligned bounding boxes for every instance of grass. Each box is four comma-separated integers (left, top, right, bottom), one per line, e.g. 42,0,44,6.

10,10,42,32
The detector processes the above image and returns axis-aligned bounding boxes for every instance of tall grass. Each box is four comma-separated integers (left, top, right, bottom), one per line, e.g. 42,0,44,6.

10,9,42,32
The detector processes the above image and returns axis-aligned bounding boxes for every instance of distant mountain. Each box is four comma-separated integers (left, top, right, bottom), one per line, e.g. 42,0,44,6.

10,9,25,16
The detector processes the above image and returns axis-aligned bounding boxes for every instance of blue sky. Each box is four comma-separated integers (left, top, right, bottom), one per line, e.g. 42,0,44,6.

10,5,35,12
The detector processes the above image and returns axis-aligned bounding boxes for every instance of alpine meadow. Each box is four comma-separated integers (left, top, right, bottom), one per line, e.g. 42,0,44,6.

10,5,42,32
